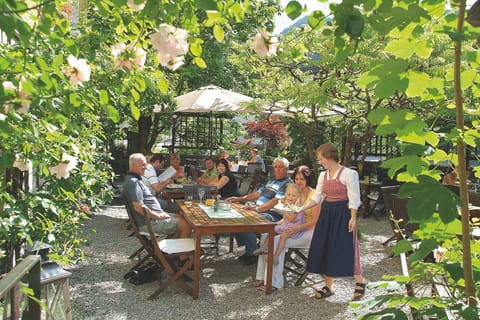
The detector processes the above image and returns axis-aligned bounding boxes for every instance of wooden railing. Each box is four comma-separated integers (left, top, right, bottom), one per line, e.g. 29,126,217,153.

0,255,41,320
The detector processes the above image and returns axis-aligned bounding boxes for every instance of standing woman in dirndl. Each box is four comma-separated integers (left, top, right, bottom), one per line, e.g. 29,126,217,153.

300,143,366,300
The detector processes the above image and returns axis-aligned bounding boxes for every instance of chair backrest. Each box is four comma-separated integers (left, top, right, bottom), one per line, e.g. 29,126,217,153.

390,194,418,235
247,163,262,175
183,185,217,200
123,194,141,229
380,185,401,215
237,165,247,174
184,165,198,181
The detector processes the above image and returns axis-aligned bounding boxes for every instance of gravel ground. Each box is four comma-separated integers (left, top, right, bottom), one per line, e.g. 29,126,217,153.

68,203,402,320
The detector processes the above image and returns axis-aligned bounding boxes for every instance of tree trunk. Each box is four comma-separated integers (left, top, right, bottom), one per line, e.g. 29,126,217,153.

127,116,152,155
454,1,477,307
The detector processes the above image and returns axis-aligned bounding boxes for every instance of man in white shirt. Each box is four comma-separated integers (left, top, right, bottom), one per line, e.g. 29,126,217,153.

142,154,171,194
142,154,175,212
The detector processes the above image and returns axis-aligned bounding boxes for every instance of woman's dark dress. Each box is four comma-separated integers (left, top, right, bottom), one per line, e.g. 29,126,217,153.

306,166,361,277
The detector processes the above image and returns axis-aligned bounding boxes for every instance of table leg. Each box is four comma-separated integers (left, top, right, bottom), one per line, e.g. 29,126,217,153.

193,233,202,299
265,230,274,295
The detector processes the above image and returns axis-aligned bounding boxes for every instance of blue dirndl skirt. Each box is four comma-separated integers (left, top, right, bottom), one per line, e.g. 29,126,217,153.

306,200,355,277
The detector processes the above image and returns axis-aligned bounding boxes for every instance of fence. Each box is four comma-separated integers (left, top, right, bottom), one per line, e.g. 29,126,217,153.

0,255,41,320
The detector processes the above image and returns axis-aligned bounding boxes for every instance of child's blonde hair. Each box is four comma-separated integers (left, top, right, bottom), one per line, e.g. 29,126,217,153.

284,183,301,205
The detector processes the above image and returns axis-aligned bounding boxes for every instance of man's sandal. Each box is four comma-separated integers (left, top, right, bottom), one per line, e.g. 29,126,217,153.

315,286,334,299
352,282,367,301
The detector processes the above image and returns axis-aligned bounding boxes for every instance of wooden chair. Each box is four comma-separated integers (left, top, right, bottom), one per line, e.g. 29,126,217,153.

380,185,401,245
284,247,310,286
144,206,195,299
123,195,158,271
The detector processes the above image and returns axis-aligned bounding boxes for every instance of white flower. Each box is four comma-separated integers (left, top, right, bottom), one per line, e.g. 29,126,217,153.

2,81,15,113
150,24,189,70
135,47,147,69
47,233,56,242
111,43,146,71
433,246,448,263
157,52,184,71
49,153,78,179
2,79,30,114
65,55,91,86
252,31,278,57
127,0,145,11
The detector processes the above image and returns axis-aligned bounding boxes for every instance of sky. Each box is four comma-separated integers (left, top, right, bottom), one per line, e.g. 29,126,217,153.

274,0,331,34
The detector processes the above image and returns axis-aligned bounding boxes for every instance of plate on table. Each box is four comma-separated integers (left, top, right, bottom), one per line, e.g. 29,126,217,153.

165,183,183,189
272,203,300,215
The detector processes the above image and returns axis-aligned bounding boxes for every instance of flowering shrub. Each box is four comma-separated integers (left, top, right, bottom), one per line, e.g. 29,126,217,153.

0,0,255,272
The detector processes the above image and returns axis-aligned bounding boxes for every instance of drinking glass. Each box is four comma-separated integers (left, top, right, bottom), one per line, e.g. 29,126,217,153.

198,190,205,201
185,194,193,206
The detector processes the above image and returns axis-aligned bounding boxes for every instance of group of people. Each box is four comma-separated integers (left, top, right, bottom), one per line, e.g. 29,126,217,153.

122,143,367,301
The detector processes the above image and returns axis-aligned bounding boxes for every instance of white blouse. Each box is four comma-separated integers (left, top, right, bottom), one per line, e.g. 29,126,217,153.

310,166,362,210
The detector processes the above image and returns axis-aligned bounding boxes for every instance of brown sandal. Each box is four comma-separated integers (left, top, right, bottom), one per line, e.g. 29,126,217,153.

352,282,366,301
315,286,334,299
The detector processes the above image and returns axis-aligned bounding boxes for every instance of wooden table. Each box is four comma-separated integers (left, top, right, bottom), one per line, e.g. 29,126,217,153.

177,201,276,299
162,187,185,211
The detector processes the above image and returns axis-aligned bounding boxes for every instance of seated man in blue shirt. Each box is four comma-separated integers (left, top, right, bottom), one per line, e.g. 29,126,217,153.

229,157,292,265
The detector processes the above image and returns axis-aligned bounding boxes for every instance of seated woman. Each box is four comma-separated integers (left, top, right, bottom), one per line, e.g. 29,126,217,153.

214,158,239,199
254,165,321,290
169,152,184,180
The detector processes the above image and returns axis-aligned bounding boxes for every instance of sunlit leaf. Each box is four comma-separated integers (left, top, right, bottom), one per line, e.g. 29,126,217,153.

194,57,207,68
69,93,82,107
286,1,303,20
99,90,108,105
130,103,140,120
105,104,119,123
213,24,224,42
308,10,325,29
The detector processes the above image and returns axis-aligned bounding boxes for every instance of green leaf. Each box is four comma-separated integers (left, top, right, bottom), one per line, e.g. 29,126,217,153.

105,105,119,123
408,238,437,262
392,239,413,255
69,93,82,107
0,152,15,169
345,15,364,39
197,0,217,10
157,79,169,94
35,56,49,71
134,78,146,92
194,57,207,68
213,24,224,42
190,38,204,57
99,90,109,105
308,10,325,29
130,103,140,120
460,69,477,91
286,1,303,20
130,88,140,102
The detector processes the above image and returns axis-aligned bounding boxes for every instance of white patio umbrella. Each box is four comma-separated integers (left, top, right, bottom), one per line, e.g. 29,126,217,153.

174,85,254,113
